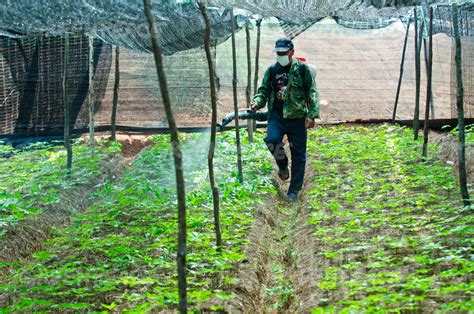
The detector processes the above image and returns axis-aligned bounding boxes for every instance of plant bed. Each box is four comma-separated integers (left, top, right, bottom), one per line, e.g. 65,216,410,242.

1,125,472,313
305,124,472,312
0,140,123,262
0,131,273,312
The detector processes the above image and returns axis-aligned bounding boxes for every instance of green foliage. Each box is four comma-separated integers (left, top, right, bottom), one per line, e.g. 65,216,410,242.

0,140,120,237
0,130,272,312
3,125,470,312
307,124,472,312
449,123,474,143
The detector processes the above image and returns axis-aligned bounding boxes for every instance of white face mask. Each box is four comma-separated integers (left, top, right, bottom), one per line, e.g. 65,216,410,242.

276,54,290,66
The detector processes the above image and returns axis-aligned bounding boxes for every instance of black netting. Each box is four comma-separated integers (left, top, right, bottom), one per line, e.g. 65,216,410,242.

0,1,473,138
0,35,111,135
434,2,474,36
89,5,248,55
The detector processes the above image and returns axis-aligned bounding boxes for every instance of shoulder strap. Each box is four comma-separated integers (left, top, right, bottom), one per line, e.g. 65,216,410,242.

287,60,307,91
297,61,310,105
299,61,307,82
270,63,278,90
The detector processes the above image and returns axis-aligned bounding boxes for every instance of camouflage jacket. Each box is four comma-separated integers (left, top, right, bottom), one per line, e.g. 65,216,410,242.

253,59,320,119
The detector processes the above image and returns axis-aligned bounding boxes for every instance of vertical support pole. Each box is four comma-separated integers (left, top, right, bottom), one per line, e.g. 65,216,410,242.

422,34,436,120
421,6,436,119
197,1,223,250
63,33,72,170
253,18,262,132
88,36,95,155
111,46,120,141
413,7,421,140
245,20,254,143
392,17,411,122
143,0,188,312
231,7,244,183
452,4,471,206
422,7,433,160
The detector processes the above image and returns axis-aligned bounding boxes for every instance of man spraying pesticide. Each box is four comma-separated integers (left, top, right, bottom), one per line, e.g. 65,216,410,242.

219,38,320,202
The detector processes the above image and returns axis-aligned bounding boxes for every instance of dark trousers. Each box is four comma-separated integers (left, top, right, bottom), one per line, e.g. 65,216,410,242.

264,112,307,194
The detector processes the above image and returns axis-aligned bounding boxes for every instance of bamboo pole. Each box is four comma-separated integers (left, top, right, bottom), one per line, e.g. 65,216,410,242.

197,2,223,250
245,20,254,143
143,0,188,312
422,7,433,160
88,36,95,155
63,33,72,170
231,7,244,184
392,17,411,122
413,7,421,140
452,3,471,206
253,18,262,133
111,46,120,141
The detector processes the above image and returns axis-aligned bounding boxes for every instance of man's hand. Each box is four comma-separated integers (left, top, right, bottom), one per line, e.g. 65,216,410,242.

250,102,259,113
305,117,316,129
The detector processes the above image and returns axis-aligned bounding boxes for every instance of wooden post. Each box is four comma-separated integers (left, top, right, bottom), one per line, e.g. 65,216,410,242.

392,18,411,122
422,7,433,160
245,20,254,143
452,4,471,206
63,33,72,170
197,2,223,249
88,36,95,155
253,18,262,132
231,7,244,183
422,34,436,120
143,0,188,312
413,7,421,140
421,7,435,119
111,46,120,141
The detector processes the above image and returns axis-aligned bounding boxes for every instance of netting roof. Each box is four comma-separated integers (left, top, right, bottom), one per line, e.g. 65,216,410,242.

1,0,473,138
1,1,470,55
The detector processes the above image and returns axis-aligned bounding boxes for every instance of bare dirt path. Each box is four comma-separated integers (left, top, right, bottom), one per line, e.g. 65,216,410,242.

223,146,323,313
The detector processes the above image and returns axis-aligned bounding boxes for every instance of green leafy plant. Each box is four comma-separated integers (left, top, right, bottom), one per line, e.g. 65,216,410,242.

0,130,272,312
307,124,471,312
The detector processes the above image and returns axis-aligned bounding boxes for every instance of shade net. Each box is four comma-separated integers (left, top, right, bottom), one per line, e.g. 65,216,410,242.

0,1,472,137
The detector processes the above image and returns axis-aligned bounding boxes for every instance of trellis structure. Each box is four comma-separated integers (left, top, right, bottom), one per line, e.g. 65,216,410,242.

1,2,472,138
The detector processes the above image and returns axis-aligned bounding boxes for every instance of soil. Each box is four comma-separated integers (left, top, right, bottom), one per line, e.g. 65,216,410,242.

82,132,155,160
112,134,155,159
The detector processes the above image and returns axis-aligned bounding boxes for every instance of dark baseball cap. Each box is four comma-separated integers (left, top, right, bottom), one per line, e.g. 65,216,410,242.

272,37,294,52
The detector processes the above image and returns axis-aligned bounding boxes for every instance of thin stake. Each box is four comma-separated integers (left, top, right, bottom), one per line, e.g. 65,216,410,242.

245,20,254,143
253,18,262,132
63,33,72,170
88,36,95,156
231,7,244,183
143,0,188,312
452,4,471,206
421,6,435,119
111,46,120,141
422,33,436,120
392,17,411,122
197,1,223,249
413,7,421,140
422,7,433,160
